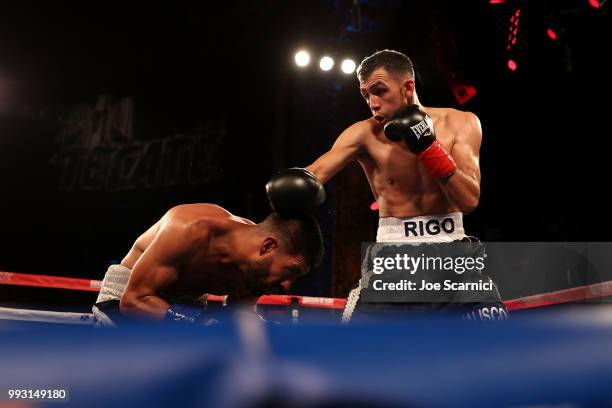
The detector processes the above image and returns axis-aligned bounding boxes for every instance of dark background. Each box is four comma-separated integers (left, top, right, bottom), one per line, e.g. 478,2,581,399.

0,0,609,303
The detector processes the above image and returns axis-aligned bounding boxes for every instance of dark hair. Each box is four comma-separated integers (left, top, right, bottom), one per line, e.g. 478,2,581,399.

356,49,415,82
261,213,324,270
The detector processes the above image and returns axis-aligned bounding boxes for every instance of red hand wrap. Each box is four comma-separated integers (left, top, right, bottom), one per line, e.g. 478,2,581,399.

417,140,457,180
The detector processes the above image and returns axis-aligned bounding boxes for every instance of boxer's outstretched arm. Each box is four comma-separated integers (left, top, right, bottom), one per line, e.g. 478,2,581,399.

120,217,203,320
306,122,366,184
440,111,482,214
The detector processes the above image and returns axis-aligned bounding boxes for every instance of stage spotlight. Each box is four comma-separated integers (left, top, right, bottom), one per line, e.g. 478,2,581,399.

341,59,356,74
295,50,310,67
319,56,334,71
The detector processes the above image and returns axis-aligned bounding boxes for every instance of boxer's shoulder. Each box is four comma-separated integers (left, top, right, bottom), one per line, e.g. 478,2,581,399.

362,117,384,134
441,108,480,132
166,203,232,220
424,106,477,122
423,107,481,143
229,215,256,225
163,204,234,237
339,119,374,142
346,118,384,148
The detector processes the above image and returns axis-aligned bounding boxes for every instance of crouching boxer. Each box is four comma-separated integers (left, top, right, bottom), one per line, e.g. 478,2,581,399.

92,202,323,326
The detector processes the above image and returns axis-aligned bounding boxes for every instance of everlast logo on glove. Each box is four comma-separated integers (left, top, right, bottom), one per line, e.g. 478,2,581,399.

404,218,455,237
409,119,433,140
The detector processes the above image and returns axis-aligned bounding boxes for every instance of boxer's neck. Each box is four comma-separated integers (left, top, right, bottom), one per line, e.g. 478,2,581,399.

209,223,260,266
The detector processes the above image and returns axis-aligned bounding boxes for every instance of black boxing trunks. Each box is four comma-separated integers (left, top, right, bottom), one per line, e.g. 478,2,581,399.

342,236,509,322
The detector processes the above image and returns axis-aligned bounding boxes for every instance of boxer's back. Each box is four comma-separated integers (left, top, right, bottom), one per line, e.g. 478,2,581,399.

120,203,248,269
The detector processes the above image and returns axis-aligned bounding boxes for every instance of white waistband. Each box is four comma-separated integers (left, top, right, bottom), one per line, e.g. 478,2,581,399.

377,213,466,243
95,264,132,303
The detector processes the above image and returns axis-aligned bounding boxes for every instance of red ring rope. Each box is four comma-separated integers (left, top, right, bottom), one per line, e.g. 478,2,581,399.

3,270,611,311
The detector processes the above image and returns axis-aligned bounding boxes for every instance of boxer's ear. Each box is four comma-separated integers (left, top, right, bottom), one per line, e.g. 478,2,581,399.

260,236,278,255
401,78,414,91
400,78,415,101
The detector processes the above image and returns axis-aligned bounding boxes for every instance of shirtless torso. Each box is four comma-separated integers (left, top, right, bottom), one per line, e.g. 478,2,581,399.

308,105,482,218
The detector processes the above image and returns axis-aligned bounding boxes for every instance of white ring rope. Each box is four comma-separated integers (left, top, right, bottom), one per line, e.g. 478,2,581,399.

0,307,95,325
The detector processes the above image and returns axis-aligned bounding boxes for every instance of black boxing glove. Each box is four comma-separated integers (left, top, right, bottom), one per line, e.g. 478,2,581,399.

384,104,456,180
265,168,325,218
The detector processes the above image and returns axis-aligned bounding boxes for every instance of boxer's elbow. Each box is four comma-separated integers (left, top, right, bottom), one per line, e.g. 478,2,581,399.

119,293,152,318
459,194,479,214
460,202,478,214
119,294,139,316
120,293,168,320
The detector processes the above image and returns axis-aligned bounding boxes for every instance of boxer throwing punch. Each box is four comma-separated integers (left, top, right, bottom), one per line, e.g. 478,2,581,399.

269,50,506,320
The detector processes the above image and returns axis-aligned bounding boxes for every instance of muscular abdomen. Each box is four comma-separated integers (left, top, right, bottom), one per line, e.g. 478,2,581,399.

359,142,459,217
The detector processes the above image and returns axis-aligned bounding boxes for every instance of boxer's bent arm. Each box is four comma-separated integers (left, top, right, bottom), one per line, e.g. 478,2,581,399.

306,122,366,184
439,112,482,213
120,220,200,320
